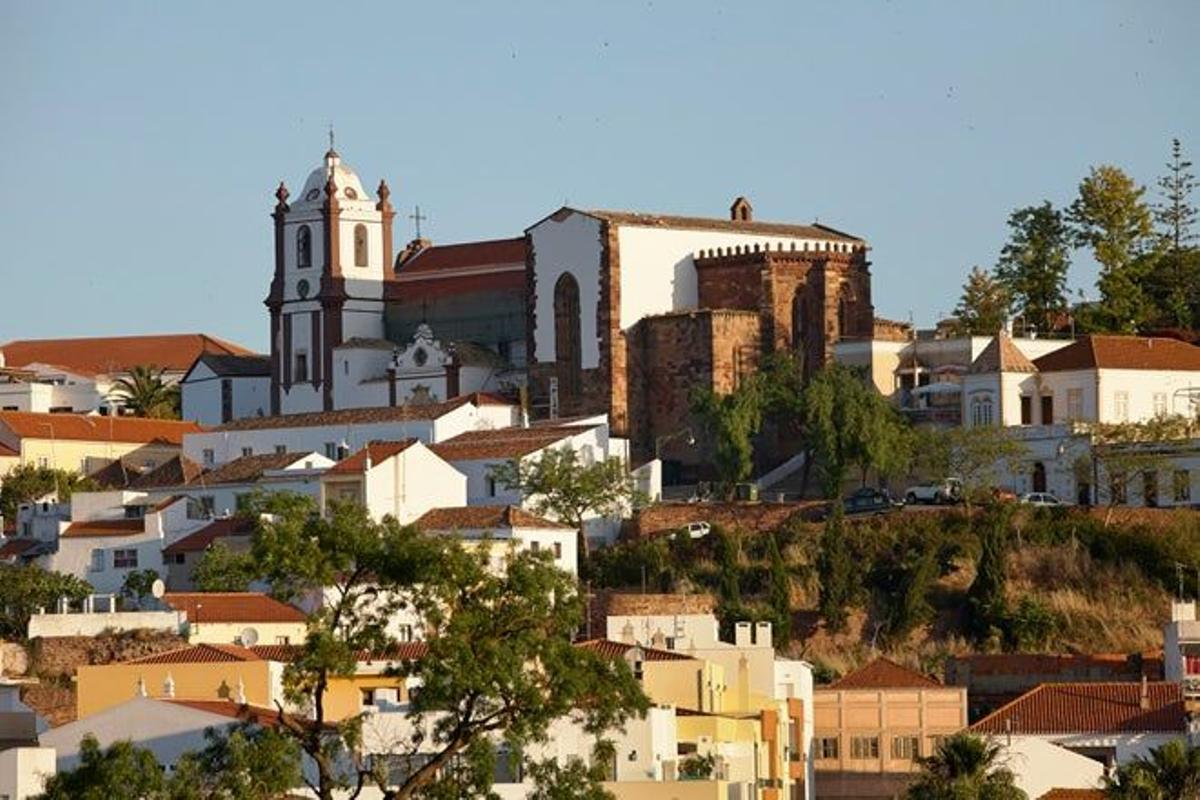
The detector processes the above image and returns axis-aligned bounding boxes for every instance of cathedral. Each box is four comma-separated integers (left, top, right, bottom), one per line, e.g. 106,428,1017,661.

266,148,876,467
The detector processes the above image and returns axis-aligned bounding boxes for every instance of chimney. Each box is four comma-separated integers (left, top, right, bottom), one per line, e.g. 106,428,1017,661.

734,621,752,647
1140,674,1150,710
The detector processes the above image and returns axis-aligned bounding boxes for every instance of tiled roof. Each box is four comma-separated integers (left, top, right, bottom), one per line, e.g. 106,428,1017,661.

163,517,255,555
0,412,201,444
163,699,313,730
326,440,419,475
1034,335,1200,372
0,443,17,457
131,455,204,489
396,237,526,275
969,333,1038,374
190,353,271,378
575,639,695,662
248,642,428,663
0,334,253,377
212,393,511,432
970,682,1185,735
416,505,572,531
429,425,587,462
1038,791,1105,800
951,652,1159,678
162,593,306,624
61,519,146,538
0,538,39,558
200,452,319,485
563,208,863,242
829,658,942,689
127,643,262,664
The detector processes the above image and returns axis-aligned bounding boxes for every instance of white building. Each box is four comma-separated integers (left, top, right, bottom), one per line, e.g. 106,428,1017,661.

145,451,334,517
319,440,467,524
179,352,271,425
1164,600,1200,694
0,679,55,800
415,505,579,575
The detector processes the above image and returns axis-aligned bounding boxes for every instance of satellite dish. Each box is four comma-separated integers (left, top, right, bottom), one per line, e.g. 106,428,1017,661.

150,579,166,599
239,627,259,647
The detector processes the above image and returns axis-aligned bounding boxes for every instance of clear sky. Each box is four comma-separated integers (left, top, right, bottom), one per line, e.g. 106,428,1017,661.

1,1,1196,351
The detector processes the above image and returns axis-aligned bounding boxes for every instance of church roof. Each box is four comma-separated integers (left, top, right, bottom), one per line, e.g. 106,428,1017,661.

293,151,370,208
395,237,526,276
968,333,1038,374
0,334,253,377
536,207,863,242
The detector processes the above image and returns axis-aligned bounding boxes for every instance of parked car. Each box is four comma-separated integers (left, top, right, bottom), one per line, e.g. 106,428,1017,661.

669,521,711,540
843,488,904,517
904,478,963,505
1020,492,1065,507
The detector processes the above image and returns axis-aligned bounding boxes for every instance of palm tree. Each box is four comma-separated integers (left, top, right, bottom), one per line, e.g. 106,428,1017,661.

1106,739,1200,799
905,733,1027,800
109,364,180,419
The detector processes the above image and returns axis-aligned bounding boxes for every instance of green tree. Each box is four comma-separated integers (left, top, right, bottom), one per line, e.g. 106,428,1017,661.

869,533,937,646
489,447,640,559
953,266,1012,335
169,724,304,800
249,493,649,800
35,735,166,800
904,733,1027,800
1105,738,1200,799
714,525,742,608
817,505,856,634
690,381,763,496
121,568,161,605
766,532,793,648
0,463,97,520
0,563,93,639
1155,137,1198,251
994,202,1071,334
1147,138,1200,329
966,507,1012,645
1068,165,1157,332
191,540,257,592
110,364,181,419
914,426,1028,515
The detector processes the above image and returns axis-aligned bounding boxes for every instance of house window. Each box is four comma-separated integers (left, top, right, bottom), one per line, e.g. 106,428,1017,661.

113,549,138,569
241,447,253,458
1175,470,1192,503
275,636,290,645
354,224,369,267
1110,473,1127,506
485,476,497,498
295,352,308,383
397,624,414,642
199,496,216,516
553,542,563,559
1143,471,1159,508
850,736,879,759
1067,388,1083,420
324,442,338,459
275,444,287,455
816,737,839,760
202,448,215,467
361,688,376,707
90,549,105,572
37,457,49,468
1114,391,1129,421
1154,392,1168,417
1040,394,1054,425
1020,396,1032,425
235,493,252,512
171,553,186,565
891,735,920,760
297,225,312,268
970,396,994,427
220,378,233,423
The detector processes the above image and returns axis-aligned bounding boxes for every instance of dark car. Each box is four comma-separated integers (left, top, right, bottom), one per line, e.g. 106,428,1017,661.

843,487,904,516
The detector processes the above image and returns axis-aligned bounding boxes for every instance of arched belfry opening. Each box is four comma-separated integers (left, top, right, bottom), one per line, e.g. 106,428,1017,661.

554,272,583,398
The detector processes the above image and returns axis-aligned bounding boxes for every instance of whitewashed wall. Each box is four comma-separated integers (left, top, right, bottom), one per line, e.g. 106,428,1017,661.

42,530,163,595
529,212,604,369
360,444,467,523
180,360,270,426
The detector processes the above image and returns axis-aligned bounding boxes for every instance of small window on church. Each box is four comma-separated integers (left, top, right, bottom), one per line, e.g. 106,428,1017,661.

297,225,312,269
354,224,368,267
295,351,308,382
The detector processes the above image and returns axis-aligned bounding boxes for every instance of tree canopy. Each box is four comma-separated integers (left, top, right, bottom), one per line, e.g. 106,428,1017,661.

904,733,1027,800
0,463,97,520
109,364,181,419
994,202,1071,334
0,563,93,639
953,266,1012,336
1105,738,1200,799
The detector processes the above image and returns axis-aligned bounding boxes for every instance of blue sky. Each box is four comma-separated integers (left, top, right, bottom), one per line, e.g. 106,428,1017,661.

1,1,1196,351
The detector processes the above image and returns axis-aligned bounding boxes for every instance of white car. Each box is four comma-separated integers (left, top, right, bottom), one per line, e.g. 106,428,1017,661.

904,478,963,505
1020,492,1065,507
670,522,711,540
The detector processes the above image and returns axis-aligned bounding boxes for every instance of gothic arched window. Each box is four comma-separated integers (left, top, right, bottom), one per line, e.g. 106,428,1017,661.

297,225,312,269
354,224,368,267
791,290,807,352
554,272,582,398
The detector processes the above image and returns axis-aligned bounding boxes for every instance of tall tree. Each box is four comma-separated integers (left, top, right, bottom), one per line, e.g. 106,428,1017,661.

766,532,793,648
816,506,856,634
1147,138,1200,329
110,364,181,419
904,733,1027,800
953,266,1012,335
690,381,763,496
993,202,1070,334
966,506,1013,645
1068,165,1157,332
0,463,97,520
489,447,640,559
1155,137,1198,251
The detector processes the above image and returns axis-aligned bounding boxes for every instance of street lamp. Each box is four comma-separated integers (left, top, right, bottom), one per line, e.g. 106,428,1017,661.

655,428,695,460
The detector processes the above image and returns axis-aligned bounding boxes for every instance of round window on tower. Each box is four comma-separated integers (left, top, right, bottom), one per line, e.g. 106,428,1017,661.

296,279,310,299
413,347,428,367
344,187,358,199
305,188,320,201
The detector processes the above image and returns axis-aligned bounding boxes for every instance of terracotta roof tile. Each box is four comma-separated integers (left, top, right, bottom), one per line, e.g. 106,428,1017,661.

248,642,428,663
162,593,306,624
566,208,863,242
163,699,317,730
131,455,205,489
61,519,147,538
829,658,942,689
0,412,201,445
127,643,261,664
1038,791,1105,800
201,452,320,485
0,443,17,458
970,682,1185,735
416,505,572,531
1034,335,1200,372
969,333,1038,374
0,538,39,558
429,425,588,462
575,638,695,662
326,440,419,475
212,393,511,432
0,334,252,377
396,237,526,276
163,517,255,555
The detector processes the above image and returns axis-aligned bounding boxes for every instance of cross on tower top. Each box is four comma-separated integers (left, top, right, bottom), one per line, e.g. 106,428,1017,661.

409,205,428,239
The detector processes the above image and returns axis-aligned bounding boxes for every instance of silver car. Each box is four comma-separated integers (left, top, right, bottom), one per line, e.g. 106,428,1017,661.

1020,492,1065,507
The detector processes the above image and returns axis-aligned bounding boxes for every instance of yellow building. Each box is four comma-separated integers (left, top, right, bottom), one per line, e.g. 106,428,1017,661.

813,658,968,799
0,411,201,479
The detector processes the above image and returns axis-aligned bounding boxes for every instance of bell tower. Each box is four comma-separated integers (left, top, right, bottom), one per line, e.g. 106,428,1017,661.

266,146,394,414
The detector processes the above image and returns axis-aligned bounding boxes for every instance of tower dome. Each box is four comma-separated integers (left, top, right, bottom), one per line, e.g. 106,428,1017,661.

294,149,370,207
